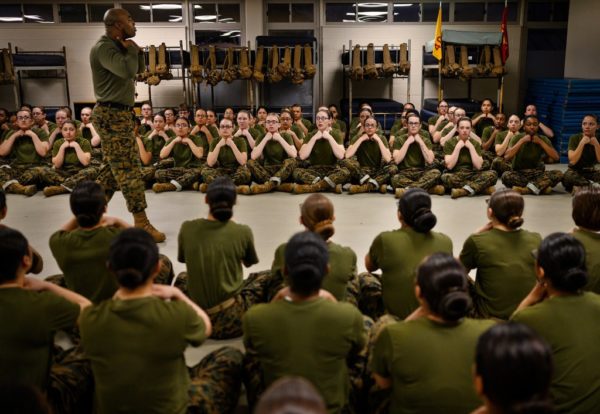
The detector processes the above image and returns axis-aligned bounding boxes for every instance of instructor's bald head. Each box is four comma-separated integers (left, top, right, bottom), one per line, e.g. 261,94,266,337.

104,8,127,27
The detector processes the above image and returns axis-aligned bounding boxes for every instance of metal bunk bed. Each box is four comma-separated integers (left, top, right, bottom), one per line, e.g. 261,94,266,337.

7,43,70,108
143,40,190,106
341,40,411,131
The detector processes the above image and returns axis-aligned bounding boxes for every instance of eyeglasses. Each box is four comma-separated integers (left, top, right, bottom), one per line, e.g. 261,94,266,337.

448,111,455,115
265,120,279,124
315,116,329,121
439,104,449,108
17,116,31,120
220,125,233,129
407,122,420,126
175,123,189,128
364,123,377,128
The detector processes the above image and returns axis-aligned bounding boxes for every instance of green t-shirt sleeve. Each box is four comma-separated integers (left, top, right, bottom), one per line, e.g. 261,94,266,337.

568,134,581,151
79,138,92,152
243,227,259,267
234,136,248,154
270,243,286,283
350,308,367,355
43,291,80,331
177,222,187,263
368,234,383,270
459,235,478,271
443,139,456,156
52,140,63,157
369,326,393,377
180,301,207,347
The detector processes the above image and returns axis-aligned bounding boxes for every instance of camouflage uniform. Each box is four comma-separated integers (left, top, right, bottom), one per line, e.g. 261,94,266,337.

340,133,397,187
441,137,498,194
92,105,147,213
391,134,441,190
501,168,563,191
188,346,243,414
47,345,94,413
562,133,600,191
0,127,51,189
346,272,385,321
174,270,274,339
155,167,204,189
246,158,297,183
293,128,351,185
201,166,251,186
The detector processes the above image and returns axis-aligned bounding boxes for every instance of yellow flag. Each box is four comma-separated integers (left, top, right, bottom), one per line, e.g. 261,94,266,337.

433,4,442,61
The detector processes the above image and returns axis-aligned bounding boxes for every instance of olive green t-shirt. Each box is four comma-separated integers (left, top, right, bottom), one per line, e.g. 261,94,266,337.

481,125,505,147
80,297,206,414
208,136,247,170
171,134,208,168
568,133,598,169
435,118,450,132
235,127,263,151
143,130,176,163
49,227,121,303
333,119,347,133
207,124,219,141
350,134,389,168
512,293,600,414
351,124,385,143
52,137,92,171
509,133,552,170
1,127,49,166
254,132,294,166
472,113,495,137
441,124,457,140
443,137,482,171
369,227,453,319
290,124,305,141
0,288,79,390
370,317,494,414
428,115,441,126
494,130,514,147
243,298,366,414
90,35,144,106
573,229,600,294
271,240,357,301
178,218,258,309
393,134,433,169
305,128,344,167
460,228,541,319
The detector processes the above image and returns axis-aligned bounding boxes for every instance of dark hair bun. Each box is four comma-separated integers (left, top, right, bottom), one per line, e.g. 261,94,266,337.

114,268,145,290
76,213,98,228
507,216,524,229
412,208,437,233
211,201,233,222
438,290,472,322
562,268,587,291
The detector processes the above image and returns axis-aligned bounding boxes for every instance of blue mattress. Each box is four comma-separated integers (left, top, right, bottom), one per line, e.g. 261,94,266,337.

13,54,65,67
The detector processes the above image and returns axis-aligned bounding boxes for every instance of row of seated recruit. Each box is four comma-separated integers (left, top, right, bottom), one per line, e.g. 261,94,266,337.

442,45,506,80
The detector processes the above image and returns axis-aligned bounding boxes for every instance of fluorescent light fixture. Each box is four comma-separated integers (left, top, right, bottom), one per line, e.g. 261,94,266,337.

346,12,356,16
220,30,239,36
394,3,414,7
356,3,388,8
219,17,234,21
140,4,182,10
194,5,203,9
358,11,387,16
0,17,23,22
195,15,217,20
169,16,183,22
24,14,42,20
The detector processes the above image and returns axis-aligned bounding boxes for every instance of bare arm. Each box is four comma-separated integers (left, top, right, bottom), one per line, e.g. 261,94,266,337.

533,135,559,162
24,277,91,313
444,140,465,170
298,132,321,160
151,285,213,338
136,136,152,165
345,135,367,159
495,131,513,156
273,132,297,158
465,140,483,170
504,135,530,161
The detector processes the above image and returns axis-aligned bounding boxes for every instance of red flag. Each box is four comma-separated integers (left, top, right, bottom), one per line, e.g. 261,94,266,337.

500,3,509,64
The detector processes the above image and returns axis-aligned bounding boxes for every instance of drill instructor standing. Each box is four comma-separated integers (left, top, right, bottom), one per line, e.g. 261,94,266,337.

90,8,165,242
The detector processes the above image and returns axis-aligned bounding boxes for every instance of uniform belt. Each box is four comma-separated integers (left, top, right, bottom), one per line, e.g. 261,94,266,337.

96,101,132,111
205,297,236,316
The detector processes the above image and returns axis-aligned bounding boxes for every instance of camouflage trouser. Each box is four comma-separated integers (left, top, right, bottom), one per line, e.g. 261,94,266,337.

482,150,495,170
141,166,157,185
91,147,103,166
431,143,446,171
92,105,147,213
47,345,94,413
45,253,174,290
52,167,99,190
156,167,204,189
246,158,297,183
441,169,498,193
365,314,400,414
391,167,441,190
562,168,600,191
0,165,32,189
188,346,243,414
201,166,251,186
243,315,374,413
346,272,385,321
175,270,274,339
501,168,563,191
339,158,398,186
293,163,351,185
491,156,512,175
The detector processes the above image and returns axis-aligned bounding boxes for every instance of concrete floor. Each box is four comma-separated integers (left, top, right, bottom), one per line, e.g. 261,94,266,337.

3,165,575,407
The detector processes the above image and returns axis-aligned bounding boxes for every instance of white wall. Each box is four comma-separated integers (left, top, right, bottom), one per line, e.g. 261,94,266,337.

564,0,600,78
0,24,187,110
322,23,523,115
0,5,526,115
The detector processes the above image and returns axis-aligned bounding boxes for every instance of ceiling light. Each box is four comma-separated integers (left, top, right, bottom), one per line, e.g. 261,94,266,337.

140,4,182,10
394,3,414,7
195,15,217,20
0,17,23,22
24,14,42,20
